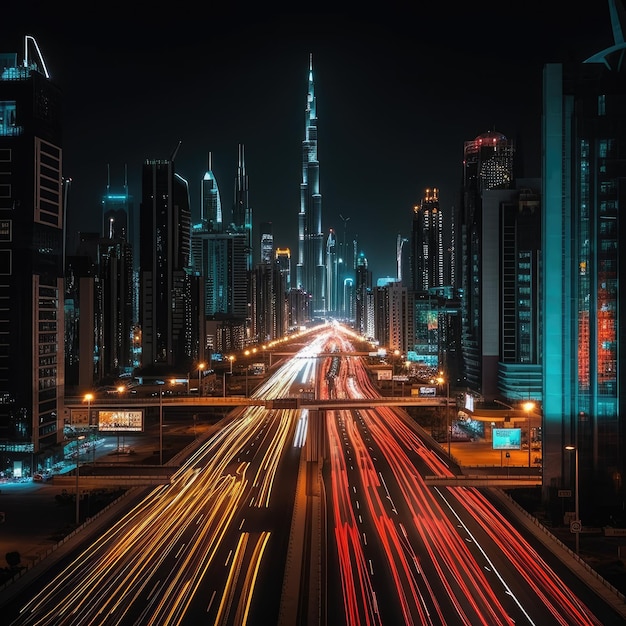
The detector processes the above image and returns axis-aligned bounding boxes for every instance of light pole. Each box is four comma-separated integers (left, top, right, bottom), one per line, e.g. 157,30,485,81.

565,445,580,554
523,401,535,468
229,355,234,374
84,393,94,463
437,374,451,456
75,434,85,526
198,362,206,396
159,387,164,466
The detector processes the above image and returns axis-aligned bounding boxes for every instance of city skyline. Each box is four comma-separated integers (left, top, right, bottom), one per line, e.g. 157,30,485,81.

0,4,614,279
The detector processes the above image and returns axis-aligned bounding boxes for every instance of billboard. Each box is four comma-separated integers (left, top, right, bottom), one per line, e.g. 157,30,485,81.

492,428,521,450
97,410,144,432
377,369,392,380
69,409,92,427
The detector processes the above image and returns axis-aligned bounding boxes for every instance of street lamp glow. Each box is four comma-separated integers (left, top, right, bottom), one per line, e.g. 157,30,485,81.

198,362,206,396
84,392,94,422
159,387,164,465
565,445,580,554
84,393,95,464
436,374,451,456
524,401,535,468
75,434,85,526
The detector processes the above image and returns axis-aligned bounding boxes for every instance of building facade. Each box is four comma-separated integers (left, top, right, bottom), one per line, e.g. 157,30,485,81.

459,130,515,400
0,36,64,475
410,188,444,293
296,54,325,316
542,0,626,516
139,154,192,367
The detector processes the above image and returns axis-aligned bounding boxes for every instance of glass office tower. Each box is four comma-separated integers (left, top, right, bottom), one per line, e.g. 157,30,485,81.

0,36,64,475
542,0,626,516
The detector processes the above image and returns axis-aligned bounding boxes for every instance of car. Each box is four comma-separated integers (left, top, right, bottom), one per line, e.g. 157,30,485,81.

33,472,52,482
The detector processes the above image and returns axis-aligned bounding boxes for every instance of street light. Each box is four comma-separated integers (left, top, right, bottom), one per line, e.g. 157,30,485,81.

523,401,535,468
84,393,95,464
228,355,234,374
198,362,206,396
159,387,164,465
565,444,580,554
437,374,451,457
74,434,85,526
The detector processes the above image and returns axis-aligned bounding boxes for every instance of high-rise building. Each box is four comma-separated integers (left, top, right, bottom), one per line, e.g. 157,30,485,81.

542,0,626,515
325,229,337,314
191,230,248,321
231,143,252,271
459,130,515,400
139,150,192,367
410,188,444,292
192,152,249,353
354,252,371,337
337,214,353,320
275,247,291,291
201,152,222,233
99,166,134,376
297,54,325,316
498,182,542,401
0,36,64,475
260,221,273,264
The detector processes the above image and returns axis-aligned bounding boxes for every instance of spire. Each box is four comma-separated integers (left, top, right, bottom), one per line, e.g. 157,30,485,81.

170,140,182,162
585,0,626,66
609,0,626,44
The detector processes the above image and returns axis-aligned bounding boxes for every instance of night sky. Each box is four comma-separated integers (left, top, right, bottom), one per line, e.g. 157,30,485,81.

1,4,613,280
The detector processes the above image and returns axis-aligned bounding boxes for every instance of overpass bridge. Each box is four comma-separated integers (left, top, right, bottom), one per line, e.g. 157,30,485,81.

64,396,454,411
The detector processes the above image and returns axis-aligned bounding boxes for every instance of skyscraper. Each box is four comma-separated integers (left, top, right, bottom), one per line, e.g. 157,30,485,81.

542,0,626,515
232,143,252,272
201,152,222,232
325,229,337,314
0,36,64,473
459,130,515,399
260,221,273,264
410,188,444,292
139,148,192,367
297,54,325,316
99,165,134,376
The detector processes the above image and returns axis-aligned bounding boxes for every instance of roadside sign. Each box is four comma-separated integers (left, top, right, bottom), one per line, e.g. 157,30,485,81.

570,520,582,533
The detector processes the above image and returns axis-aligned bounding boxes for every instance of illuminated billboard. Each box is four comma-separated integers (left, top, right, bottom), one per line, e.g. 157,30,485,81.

97,410,144,432
492,428,521,450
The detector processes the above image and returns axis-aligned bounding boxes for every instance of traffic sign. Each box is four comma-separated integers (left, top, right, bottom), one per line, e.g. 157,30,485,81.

570,520,582,533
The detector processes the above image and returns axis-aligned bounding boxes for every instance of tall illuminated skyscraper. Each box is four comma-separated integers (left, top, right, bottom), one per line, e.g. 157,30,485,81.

410,188,444,292
459,130,515,398
0,36,64,473
99,165,134,376
542,0,626,515
139,147,191,366
202,152,222,233
297,54,325,315
232,143,252,271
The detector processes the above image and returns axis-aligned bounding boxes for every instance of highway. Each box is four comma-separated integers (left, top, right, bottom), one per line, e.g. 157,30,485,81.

4,323,625,625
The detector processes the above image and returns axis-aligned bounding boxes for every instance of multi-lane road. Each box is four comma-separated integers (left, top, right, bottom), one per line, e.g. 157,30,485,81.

4,323,625,624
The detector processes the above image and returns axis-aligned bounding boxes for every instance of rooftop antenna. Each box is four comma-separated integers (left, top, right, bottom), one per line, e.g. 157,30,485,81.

170,140,182,162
